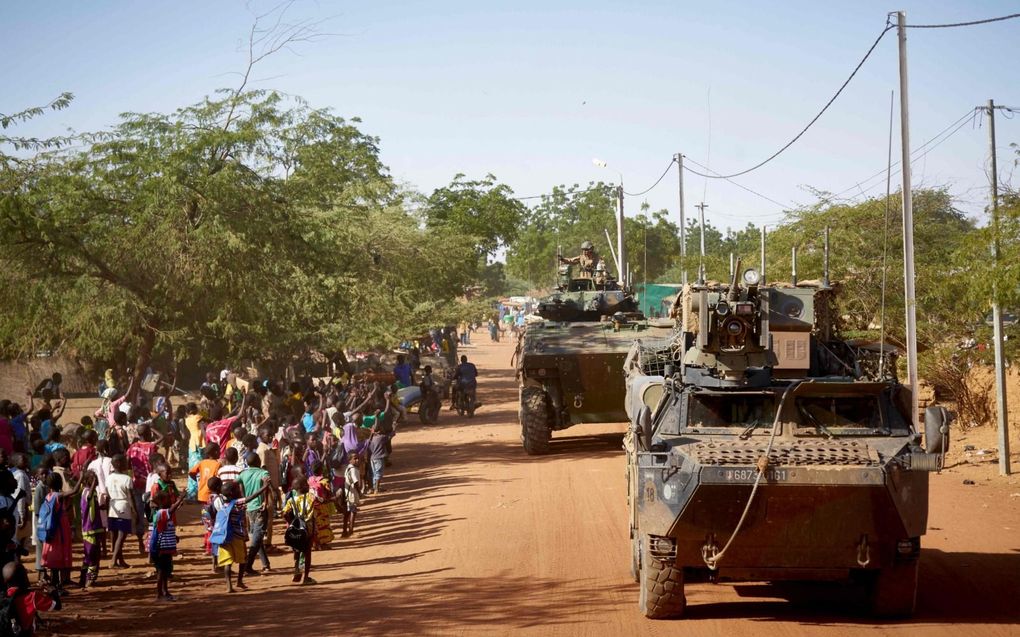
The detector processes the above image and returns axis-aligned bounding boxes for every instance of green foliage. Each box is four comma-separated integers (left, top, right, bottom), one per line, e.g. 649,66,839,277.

423,174,528,256
505,183,617,286
763,189,979,344
0,93,76,153
625,204,683,285
0,90,481,372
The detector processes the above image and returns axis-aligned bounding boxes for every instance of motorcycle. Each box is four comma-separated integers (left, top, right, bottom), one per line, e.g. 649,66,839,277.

455,382,477,418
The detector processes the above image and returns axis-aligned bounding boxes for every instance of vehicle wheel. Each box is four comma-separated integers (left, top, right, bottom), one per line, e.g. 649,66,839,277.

869,560,918,617
520,386,551,455
638,535,686,619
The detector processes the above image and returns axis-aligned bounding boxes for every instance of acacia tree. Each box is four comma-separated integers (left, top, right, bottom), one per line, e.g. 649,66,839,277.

423,174,527,256
505,183,617,286
0,90,408,393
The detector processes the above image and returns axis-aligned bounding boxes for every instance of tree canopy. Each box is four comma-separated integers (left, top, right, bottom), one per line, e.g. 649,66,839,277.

0,90,486,383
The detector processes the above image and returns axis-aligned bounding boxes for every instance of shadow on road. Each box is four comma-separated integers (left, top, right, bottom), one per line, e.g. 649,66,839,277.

676,548,1020,625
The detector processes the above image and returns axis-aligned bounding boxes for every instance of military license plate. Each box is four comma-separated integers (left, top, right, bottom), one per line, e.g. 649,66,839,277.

705,467,789,483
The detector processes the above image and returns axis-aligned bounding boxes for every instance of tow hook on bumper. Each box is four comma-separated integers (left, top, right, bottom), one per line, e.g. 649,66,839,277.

856,535,871,567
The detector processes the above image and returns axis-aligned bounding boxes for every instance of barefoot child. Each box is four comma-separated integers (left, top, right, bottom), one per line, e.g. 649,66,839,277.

342,454,362,537
106,454,136,569
79,470,104,588
307,461,333,550
210,480,249,593
282,476,315,585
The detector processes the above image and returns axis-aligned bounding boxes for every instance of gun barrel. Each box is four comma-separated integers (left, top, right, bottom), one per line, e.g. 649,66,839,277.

728,257,742,301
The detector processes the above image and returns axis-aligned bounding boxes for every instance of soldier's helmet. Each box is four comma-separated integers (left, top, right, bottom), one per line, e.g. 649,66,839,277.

581,240,594,251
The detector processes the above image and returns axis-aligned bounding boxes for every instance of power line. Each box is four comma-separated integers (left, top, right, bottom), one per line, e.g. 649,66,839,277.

831,108,978,200
681,157,791,210
690,22,895,180
623,157,676,197
837,110,978,201
905,13,1020,29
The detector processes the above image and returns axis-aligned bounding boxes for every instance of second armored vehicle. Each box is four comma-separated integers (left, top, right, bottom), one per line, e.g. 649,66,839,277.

516,261,672,454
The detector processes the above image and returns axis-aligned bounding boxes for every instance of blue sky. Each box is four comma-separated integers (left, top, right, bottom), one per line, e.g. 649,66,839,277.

4,1,1019,235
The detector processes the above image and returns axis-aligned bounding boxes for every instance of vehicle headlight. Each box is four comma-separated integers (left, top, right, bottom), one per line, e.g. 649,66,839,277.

743,268,761,285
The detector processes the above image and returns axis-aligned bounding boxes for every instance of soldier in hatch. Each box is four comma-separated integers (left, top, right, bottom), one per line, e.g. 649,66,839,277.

559,240,599,278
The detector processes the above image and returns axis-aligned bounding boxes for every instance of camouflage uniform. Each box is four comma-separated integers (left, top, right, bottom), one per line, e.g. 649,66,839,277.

561,251,598,277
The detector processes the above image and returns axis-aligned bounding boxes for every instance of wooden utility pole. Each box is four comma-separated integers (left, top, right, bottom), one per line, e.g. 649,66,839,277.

676,153,687,285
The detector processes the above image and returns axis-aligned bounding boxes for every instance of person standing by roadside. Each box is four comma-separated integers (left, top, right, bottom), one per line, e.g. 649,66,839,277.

366,427,389,494
239,452,273,575
392,355,413,389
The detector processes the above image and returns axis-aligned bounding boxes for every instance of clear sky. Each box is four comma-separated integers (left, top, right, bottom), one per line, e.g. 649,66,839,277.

4,1,1019,235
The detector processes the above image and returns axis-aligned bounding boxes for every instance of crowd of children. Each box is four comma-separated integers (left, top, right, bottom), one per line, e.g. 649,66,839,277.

0,367,403,633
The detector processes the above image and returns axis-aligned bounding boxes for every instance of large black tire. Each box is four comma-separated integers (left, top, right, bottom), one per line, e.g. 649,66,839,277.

869,560,918,617
638,535,686,619
520,386,551,455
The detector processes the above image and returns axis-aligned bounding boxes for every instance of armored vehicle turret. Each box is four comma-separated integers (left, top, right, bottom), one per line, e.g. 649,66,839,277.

534,262,639,322
623,251,949,619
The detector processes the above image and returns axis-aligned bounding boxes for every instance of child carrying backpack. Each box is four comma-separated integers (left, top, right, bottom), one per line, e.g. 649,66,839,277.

37,474,71,596
209,481,249,593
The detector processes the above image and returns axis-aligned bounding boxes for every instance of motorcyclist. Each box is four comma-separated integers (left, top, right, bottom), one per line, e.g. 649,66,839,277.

449,355,479,411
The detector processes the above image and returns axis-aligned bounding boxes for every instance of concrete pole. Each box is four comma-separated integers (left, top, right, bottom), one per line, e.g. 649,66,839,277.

897,11,920,429
677,153,687,285
986,98,1012,475
696,202,708,284
617,185,627,285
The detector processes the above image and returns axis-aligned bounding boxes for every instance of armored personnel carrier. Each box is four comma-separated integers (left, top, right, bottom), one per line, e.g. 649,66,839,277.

516,263,672,454
623,256,950,619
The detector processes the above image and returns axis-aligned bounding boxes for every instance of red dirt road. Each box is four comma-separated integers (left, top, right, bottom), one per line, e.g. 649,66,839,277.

69,338,1019,636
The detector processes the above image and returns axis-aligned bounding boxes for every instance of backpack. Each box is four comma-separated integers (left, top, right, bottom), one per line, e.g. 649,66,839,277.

208,499,235,547
35,495,60,544
0,592,25,637
283,495,309,550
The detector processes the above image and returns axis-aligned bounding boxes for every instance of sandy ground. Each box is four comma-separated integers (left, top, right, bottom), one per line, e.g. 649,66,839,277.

38,338,1020,636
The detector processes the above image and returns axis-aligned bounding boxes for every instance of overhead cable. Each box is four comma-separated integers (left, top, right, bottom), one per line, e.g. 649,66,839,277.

691,23,895,180
904,13,1020,28
681,157,791,210
831,108,978,199
623,157,677,196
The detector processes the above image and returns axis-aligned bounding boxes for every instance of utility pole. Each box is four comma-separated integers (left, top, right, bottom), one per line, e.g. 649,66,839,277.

695,202,708,283
896,10,920,429
676,153,687,285
616,184,627,285
983,98,1011,475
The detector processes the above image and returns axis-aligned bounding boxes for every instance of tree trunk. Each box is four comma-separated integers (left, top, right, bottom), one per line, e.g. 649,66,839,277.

334,350,354,376
128,325,156,405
